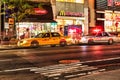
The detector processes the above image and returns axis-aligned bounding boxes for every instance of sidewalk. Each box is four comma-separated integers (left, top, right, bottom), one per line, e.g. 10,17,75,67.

0,44,18,50
70,69,120,80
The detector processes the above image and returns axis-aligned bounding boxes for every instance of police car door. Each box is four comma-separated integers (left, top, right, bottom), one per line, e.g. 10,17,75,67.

94,32,103,43
101,32,109,42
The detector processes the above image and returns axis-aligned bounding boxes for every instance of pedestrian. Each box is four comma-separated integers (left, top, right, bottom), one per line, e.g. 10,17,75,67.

24,28,30,38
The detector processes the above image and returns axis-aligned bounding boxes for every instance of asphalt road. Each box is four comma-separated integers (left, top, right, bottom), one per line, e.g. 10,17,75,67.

0,44,120,80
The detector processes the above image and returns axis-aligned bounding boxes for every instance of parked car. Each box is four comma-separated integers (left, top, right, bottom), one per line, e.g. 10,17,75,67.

17,32,72,47
79,32,120,45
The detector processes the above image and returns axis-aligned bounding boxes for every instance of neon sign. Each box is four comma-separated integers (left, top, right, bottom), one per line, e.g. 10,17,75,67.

59,10,83,17
107,0,120,6
107,0,113,6
34,8,47,15
114,1,120,6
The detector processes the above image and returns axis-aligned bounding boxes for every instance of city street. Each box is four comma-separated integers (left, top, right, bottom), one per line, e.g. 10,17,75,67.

0,44,119,80
1,0,120,80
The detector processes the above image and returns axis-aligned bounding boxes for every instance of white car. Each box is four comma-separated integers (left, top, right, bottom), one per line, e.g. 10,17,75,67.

79,32,120,45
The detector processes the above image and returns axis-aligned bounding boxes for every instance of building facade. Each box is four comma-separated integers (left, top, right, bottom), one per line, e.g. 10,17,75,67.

95,0,120,33
1,0,89,39
54,0,89,42
1,0,57,39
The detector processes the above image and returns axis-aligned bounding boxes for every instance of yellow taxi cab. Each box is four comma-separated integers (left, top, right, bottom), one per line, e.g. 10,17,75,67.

17,32,72,47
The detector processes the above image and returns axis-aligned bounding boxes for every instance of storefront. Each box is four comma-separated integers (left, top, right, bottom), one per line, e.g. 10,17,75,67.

104,10,120,32
95,0,120,33
15,3,56,39
56,0,85,42
16,22,57,38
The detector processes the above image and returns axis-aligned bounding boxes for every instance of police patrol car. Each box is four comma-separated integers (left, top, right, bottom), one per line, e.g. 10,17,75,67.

79,32,119,45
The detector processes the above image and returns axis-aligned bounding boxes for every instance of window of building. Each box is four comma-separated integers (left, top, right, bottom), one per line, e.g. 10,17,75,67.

96,13,104,18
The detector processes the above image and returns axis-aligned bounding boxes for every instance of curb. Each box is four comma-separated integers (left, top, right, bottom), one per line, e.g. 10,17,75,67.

0,45,38,50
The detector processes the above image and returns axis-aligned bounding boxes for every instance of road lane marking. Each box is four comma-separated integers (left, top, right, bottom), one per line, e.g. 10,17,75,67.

0,67,37,73
0,59,12,62
79,57,120,64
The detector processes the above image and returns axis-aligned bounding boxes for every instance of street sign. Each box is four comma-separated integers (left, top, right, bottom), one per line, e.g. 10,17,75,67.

8,18,14,25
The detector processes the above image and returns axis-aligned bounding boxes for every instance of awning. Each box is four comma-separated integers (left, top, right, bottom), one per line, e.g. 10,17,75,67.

21,4,55,23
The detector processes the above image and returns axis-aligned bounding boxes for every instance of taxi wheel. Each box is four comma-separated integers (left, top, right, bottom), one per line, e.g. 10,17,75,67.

31,41,39,47
108,39,113,45
51,45,56,47
60,41,66,47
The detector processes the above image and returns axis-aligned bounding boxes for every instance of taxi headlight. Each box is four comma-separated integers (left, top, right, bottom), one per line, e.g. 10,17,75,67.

20,40,27,44
66,38,72,42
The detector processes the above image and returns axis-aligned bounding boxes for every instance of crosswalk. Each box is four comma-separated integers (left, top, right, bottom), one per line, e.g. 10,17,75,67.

0,62,106,80
30,63,106,80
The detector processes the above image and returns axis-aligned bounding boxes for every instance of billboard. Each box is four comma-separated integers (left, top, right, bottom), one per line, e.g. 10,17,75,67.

107,0,113,6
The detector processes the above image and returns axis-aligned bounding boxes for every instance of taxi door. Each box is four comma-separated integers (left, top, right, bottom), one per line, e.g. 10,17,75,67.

41,33,51,45
51,32,61,44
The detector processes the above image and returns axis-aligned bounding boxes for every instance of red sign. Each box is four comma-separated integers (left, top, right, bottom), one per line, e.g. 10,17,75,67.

115,22,119,27
34,8,47,15
115,1,120,6
107,0,113,6
9,18,14,25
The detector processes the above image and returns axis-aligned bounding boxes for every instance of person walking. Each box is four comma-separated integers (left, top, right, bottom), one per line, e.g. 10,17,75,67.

24,28,30,39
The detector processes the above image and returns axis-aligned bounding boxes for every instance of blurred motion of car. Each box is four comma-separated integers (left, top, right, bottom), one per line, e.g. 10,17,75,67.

17,32,72,47
79,32,120,45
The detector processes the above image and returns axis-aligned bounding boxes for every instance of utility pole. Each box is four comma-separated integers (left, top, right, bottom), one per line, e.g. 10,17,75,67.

84,0,89,35
0,1,1,39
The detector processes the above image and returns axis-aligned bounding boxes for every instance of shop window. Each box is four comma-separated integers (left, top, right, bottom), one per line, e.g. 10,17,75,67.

66,0,75,2
96,13,104,18
75,0,84,3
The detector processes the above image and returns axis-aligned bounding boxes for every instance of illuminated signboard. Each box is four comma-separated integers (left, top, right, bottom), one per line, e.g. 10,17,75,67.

114,1,120,6
9,18,14,25
107,0,120,6
107,0,113,6
34,8,47,15
58,10,84,17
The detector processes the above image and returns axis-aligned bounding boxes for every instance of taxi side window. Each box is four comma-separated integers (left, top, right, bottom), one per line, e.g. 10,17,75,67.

43,33,50,38
51,33,60,37
35,33,44,38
